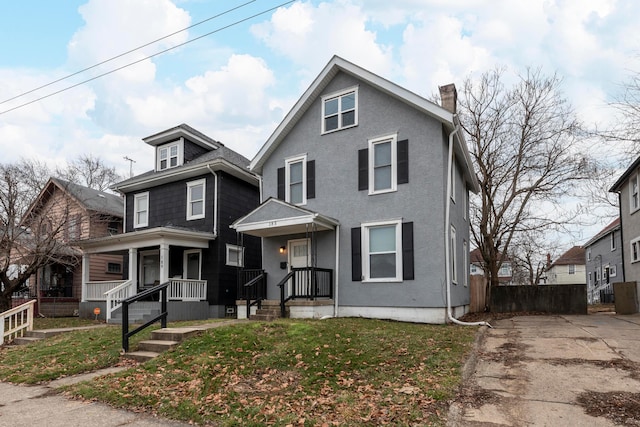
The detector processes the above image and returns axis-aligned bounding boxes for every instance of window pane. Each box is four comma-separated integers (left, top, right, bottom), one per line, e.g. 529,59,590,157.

294,244,308,257
289,161,303,183
191,201,203,216
170,145,178,156
341,92,355,110
137,211,147,225
170,157,177,167
370,253,396,278
160,159,167,169
325,116,338,131
342,110,355,127
374,142,391,167
191,184,203,201
324,98,338,115
290,183,303,204
138,196,148,210
160,149,167,159
369,225,396,252
374,165,392,190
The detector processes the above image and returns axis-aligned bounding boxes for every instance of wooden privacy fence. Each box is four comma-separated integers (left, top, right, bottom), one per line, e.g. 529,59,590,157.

469,275,487,313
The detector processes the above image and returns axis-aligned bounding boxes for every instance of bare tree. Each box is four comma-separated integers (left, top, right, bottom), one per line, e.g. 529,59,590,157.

56,154,122,192
459,68,592,305
0,165,76,311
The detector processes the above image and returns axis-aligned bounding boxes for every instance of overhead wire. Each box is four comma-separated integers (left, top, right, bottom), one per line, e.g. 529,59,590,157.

0,0,256,107
0,0,296,116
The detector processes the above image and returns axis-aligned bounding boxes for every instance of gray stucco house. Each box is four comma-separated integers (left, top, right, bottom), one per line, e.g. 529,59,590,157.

584,218,622,304
232,56,479,324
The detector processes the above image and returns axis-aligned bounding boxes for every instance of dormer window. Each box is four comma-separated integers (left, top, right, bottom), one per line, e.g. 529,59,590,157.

156,141,183,171
322,86,358,134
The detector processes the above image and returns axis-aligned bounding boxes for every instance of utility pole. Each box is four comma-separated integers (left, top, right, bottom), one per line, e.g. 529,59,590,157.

123,156,136,178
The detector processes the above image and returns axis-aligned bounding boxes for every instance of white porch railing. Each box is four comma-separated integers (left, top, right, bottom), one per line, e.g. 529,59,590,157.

105,280,136,323
168,279,207,301
86,280,128,301
1,300,36,345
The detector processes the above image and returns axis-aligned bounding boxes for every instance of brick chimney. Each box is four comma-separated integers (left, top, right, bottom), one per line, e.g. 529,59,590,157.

439,83,457,114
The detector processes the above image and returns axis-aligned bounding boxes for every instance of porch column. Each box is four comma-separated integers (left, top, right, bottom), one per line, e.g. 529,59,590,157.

81,253,90,302
128,248,138,288
159,243,169,284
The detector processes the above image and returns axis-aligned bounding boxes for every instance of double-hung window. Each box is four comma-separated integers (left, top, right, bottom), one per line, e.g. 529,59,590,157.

631,173,640,212
226,244,244,267
187,179,206,220
133,192,149,228
322,87,358,133
611,232,616,251
632,236,640,263
368,135,397,194
362,219,402,282
285,155,307,205
157,142,181,171
450,225,458,284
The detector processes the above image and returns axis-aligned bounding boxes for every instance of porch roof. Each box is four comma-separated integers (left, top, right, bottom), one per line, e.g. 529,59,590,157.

77,226,215,254
231,198,339,237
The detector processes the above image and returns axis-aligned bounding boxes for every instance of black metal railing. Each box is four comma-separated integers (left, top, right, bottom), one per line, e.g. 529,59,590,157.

121,281,168,353
277,267,333,318
239,270,267,315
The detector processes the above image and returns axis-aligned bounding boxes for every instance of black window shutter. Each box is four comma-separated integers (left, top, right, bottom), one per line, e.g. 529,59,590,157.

307,160,315,199
358,148,368,191
398,139,409,184
277,167,285,200
351,227,362,281
402,222,414,280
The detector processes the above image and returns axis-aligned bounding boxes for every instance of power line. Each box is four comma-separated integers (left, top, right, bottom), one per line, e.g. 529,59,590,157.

0,0,295,115
0,0,256,106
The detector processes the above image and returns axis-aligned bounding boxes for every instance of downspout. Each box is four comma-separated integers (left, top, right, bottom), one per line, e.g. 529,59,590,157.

445,118,491,328
334,224,340,317
206,165,219,238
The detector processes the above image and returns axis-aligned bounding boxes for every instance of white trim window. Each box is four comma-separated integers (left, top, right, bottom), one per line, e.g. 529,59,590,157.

187,179,206,220
568,264,576,274
587,248,591,261
451,225,458,284
361,219,402,282
610,265,617,277
463,240,468,287
632,237,640,263
631,173,640,212
322,87,358,133
611,231,616,251
157,141,183,171
133,192,149,228
226,244,244,267
285,154,307,205
368,134,397,194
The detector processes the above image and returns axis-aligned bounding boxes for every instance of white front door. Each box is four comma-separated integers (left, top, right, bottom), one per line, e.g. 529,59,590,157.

288,238,310,296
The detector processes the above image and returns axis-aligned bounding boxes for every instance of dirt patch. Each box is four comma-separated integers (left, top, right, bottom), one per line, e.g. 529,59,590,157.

546,358,640,380
577,391,640,425
459,311,554,323
452,382,501,409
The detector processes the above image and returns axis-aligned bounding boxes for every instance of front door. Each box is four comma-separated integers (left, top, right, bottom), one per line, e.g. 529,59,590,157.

140,251,160,287
288,238,310,296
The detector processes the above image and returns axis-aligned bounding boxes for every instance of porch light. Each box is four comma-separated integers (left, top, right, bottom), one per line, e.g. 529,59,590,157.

279,246,286,254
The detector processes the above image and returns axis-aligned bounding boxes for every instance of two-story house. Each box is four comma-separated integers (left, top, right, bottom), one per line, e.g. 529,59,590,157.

232,56,479,324
16,177,124,317
78,124,261,322
610,156,640,289
469,248,513,285
544,246,586,285
584,218,623,304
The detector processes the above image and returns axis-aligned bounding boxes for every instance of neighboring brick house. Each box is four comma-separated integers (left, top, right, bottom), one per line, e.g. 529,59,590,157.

78,124,261,321
584,218,623,304
232,56,479,323
545,246,586,285
469,248,513,285
17,177,124,316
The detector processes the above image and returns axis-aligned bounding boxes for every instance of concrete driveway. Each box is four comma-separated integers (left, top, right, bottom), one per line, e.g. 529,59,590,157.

448,313,640,426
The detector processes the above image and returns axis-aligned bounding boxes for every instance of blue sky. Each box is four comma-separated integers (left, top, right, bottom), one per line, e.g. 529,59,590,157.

0,1,639,242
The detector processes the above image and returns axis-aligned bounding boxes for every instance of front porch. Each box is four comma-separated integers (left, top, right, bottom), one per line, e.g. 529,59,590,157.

78,227,215,322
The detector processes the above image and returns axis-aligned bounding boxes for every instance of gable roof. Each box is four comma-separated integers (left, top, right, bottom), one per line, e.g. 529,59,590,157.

548,246,585,268
610,155,640,192
250,55,479,193
112,124,258,193
583,218,620,247
23,177,123,222
470,248,511,264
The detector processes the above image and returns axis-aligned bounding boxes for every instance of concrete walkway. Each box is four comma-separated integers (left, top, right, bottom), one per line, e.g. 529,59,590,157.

448,313,640,426
0,319,247,426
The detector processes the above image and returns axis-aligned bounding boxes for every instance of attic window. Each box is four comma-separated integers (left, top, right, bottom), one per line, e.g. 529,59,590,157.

157,141,183,171
322,87,358,134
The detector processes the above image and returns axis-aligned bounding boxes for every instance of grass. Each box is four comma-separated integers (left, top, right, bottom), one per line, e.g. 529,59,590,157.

58,318,478,426
33,316,101,329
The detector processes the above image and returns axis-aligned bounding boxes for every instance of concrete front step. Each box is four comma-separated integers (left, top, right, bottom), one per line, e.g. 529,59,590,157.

123,327,203,362
125,351,161,363
137,339,180,353
12,336,42,345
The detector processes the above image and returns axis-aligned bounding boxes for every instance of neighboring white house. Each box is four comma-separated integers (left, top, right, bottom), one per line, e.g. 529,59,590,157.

545,246,586,285
469,248,513,285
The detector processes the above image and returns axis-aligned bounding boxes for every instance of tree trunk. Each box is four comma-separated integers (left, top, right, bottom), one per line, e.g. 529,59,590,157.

0,293,12,312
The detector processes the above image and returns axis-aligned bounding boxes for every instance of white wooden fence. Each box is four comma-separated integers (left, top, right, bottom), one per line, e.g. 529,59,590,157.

1,300,35,345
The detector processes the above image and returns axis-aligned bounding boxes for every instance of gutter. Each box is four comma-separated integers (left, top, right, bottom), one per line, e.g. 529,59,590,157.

445,117,491,328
